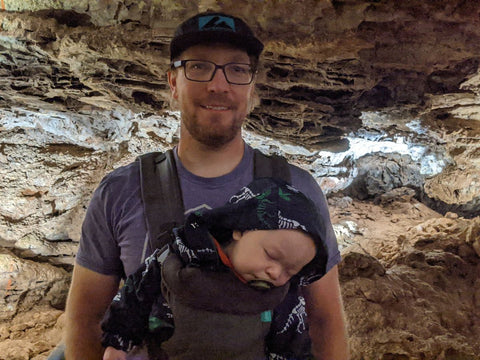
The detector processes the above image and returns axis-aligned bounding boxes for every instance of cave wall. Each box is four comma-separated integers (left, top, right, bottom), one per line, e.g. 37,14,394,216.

0,1,480,358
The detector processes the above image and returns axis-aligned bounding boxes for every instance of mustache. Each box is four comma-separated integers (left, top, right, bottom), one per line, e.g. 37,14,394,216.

201,95,234,107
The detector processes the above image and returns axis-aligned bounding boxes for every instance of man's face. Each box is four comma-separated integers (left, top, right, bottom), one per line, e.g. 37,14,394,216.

225,229,316,287
168,44,256,148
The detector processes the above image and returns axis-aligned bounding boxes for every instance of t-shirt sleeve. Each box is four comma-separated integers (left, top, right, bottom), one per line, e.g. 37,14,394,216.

289,164,341,273
75,173,123,276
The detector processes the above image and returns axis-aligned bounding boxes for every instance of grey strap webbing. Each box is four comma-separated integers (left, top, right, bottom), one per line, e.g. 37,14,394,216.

139,150,184,254
253,149,291,182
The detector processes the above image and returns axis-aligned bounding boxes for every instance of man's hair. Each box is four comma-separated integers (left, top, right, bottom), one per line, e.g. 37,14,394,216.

170,12,264,61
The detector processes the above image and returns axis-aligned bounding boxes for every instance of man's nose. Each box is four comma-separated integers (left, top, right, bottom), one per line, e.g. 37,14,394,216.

207,68,230,92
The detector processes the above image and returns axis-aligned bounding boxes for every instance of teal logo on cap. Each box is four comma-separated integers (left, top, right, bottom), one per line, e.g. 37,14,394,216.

198,15,235,32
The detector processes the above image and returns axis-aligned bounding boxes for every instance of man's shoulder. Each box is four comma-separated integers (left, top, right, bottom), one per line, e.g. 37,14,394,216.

286,161,314,181
284,159,326,199
98,158,141,194
105,159,139,179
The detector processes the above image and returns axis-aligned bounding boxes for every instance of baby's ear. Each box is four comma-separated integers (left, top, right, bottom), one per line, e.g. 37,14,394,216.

232,230,243,241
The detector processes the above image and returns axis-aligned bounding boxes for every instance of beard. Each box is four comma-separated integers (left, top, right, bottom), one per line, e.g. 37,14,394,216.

184,113,243,148
181,96,247,149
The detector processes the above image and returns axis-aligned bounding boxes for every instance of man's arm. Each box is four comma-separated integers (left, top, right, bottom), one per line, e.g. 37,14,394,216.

64,264,120,360
303,265,350,360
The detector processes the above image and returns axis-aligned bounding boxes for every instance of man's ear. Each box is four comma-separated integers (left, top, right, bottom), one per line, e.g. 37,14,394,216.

168,70,178,100
232,230,243,241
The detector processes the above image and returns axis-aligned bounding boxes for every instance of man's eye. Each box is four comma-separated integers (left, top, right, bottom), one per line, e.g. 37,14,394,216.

230,65,249,74
190,62,209,71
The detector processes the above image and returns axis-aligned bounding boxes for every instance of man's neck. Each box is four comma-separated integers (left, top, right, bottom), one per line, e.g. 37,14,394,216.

177,136,245,178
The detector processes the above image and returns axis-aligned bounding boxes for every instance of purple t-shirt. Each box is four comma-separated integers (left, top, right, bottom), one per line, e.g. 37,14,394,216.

76,144,340,278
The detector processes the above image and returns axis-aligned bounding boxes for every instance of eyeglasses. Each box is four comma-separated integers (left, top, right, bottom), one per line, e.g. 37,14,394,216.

171,60,255,85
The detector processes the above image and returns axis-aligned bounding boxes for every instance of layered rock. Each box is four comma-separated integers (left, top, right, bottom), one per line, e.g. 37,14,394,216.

0,250,69,321
340,212,480,359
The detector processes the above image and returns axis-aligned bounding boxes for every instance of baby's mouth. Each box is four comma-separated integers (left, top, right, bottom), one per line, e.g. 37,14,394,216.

248,279,274,290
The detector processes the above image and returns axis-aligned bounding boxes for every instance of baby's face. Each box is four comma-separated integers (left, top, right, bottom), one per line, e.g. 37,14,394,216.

224,229,316,287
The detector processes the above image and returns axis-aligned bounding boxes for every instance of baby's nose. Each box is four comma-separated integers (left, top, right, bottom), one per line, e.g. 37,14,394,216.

266,266,289,286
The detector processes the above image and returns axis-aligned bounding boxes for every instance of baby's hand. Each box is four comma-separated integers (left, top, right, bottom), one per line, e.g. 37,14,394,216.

103,346,127,360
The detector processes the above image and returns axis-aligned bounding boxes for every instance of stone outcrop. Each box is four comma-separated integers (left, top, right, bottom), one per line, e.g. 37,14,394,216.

340,212,480,359
0,305,63,360
0,249,70,321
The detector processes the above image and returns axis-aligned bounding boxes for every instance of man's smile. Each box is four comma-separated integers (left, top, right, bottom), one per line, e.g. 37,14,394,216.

202,105,230,111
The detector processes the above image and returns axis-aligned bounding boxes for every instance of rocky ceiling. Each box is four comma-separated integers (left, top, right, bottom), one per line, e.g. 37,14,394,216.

1,0,479,147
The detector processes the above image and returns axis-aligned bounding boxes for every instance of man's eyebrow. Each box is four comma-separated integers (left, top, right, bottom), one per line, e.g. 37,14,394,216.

229,54,251,63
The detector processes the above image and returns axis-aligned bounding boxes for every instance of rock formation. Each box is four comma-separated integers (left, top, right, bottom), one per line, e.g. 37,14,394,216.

0,1,479,359
337,209,480,359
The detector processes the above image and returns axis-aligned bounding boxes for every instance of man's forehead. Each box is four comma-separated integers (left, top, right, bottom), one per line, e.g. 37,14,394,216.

180,43,251,60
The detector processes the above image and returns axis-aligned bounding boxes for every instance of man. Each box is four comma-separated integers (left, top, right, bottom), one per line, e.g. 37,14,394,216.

64,11,349,360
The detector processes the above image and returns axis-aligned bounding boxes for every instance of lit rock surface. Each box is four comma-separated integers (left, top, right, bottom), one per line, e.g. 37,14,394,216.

0,250,69,321
0,1,479,359
339,212,480,359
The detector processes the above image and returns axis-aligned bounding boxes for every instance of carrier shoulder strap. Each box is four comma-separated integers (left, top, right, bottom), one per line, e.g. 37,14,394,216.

139,149,184,253
253,149,291,183
139,148,291,252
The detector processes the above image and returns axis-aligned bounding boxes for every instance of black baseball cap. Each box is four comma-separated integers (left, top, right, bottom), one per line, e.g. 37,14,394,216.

170,12,264,60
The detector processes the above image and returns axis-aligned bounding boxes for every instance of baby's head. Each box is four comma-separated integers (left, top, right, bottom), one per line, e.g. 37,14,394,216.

185,178,328,288
225,228,316,288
